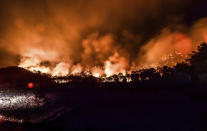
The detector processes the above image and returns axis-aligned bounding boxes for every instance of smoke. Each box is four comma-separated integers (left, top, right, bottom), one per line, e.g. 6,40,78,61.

137,29,192,66
0,0,207,76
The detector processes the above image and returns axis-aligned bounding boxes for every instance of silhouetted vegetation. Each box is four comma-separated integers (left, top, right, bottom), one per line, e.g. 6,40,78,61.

1,43,207,91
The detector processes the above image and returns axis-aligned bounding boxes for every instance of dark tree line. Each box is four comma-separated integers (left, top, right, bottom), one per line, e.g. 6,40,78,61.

1,42,207,90
43,42,207,89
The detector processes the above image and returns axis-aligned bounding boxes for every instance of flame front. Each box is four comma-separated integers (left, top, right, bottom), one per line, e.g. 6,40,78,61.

4,2,207,77
17,26,207,77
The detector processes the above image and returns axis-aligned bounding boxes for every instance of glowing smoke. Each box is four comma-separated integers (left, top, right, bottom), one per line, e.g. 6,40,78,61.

0,0,207,76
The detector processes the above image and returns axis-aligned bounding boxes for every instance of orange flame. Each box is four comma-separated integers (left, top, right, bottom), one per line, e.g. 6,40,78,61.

104,52,128,77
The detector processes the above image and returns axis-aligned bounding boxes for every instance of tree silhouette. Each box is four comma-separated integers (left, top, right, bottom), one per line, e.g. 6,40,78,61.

188,42,207,74
174,63,191,74
187,42,207,85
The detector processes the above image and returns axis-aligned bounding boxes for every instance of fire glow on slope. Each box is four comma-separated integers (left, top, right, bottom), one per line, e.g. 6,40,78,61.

18,32,194,77
18,49,187,78
0,0,207,78
17,19,207,77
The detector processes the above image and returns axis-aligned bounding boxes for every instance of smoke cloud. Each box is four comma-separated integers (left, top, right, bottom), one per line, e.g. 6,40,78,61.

0,0,207,76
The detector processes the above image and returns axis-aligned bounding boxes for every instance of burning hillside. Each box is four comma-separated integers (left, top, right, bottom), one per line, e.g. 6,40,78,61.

2,0,207,130
0,0,206,77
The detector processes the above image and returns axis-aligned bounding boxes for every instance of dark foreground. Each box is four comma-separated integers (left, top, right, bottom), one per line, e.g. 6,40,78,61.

1,85,207,131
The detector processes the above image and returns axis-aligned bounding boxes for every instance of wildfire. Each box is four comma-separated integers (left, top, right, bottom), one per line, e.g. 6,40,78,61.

104,52,128,77
91,67,104,77
52,63,70,76
0,0,207,80
17,28,207,77
18,47,188,77
18,49,130,77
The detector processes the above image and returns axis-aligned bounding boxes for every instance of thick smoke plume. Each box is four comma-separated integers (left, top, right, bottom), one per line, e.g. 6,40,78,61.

0,0,207,76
